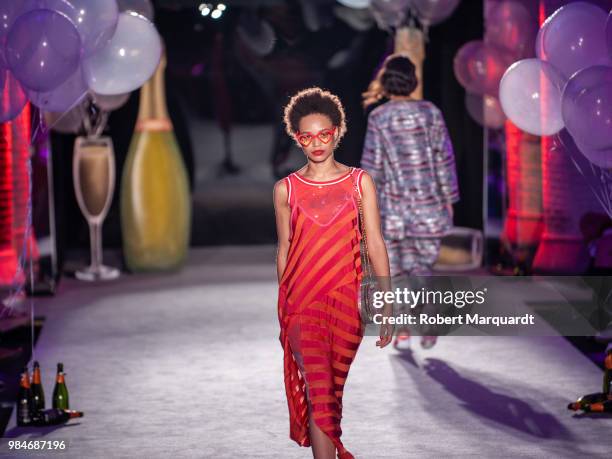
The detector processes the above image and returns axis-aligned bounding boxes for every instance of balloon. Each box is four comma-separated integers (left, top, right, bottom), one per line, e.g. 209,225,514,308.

92,92,131,112
562,65,612,152
499,58,566,136
465,93,506,129
61,0,119,57
27,67,87,112
558,128,612,170
337,0,371,8
118,0,154,21
485,1,536,60
453,41,513,96
370,0,412,29
410,0,461,26
5,9,81,92
0,70,28,122
83,13,162,96
536,2,610,79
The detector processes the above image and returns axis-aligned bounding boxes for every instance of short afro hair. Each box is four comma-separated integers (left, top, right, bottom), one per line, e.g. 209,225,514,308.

381,55,417,97
283,87,347,143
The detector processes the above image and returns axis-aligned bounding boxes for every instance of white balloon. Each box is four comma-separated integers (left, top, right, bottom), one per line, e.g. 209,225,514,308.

92,92,131,112
117,0,154,21
499,58,566,136
83,13,161,96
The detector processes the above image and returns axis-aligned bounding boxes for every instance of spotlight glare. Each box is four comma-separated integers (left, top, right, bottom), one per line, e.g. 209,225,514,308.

217,3,226,11
211,9,222,19
201,7,211,16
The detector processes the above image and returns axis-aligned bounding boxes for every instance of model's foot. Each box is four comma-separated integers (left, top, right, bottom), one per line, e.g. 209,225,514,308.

393,329,411,351
420,335,437,349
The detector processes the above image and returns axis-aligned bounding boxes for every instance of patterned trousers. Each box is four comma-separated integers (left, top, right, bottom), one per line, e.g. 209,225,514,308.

386,237,442,278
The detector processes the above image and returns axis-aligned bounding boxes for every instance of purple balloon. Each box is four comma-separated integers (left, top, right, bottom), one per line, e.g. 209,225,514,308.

562,65,612,152
485,1,536,60
118,0,154,22
27,66,87,112
62,0,119,57
465,93,506,129
536,2,611,79
0,69,28,122
411,0,460,26
0,0,77,69
558,127,612,170
454,40,514,96
6,9,81,92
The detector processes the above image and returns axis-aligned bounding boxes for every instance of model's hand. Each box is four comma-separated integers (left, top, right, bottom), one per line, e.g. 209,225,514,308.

446,202,454,220
376,323,393,348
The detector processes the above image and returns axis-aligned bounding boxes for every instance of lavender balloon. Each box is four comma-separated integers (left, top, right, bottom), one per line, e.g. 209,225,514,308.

62,0,119,57
411,0,460,26
536,2,611,79
453,40,513,96
6,9,81,92
485,1,535,60
465,93,506,130
558,128,612,170
562,65,612,152
499,58,566,136
0,70,28,122
83,13,162,96
27,67,87,112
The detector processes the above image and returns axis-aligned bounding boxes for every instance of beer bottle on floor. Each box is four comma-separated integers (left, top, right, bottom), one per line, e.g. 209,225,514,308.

32,409,83,426
567,392,606,411
583,400,612,413
31,361,45,411
52,363,69,409
17,367,33,426
603,343,612,397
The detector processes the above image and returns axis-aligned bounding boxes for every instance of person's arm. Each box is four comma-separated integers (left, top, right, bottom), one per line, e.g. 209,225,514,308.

361,113,385,188
430,107,460,210
360,172,393,348
273,179,291,284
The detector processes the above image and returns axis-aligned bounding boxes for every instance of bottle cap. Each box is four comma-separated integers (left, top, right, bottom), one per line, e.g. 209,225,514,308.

33,361,40,367
57,362,64,372
606,342,612,354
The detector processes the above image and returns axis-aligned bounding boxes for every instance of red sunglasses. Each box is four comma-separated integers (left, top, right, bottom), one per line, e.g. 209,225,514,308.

295,126,337,147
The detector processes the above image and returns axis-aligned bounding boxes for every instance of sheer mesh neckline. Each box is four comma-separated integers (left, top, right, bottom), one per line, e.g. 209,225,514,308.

293,167,354,185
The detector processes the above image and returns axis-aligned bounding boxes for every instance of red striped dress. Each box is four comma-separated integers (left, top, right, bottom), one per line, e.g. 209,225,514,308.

277,166,365,459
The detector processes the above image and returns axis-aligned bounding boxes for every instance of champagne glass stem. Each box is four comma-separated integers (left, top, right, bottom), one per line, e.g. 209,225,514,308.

89,222,102,271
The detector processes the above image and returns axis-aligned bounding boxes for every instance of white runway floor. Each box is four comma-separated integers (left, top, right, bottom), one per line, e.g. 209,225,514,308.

3,246,611,458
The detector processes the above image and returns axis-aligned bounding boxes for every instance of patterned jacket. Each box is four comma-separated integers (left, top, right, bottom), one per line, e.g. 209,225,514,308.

361,99,460,239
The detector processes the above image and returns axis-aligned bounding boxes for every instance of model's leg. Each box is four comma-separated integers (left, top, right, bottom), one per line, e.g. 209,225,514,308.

287,317,337,459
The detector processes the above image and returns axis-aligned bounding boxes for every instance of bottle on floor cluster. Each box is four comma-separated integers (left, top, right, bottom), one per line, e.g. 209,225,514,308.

16,362,84,427
567,344,612,413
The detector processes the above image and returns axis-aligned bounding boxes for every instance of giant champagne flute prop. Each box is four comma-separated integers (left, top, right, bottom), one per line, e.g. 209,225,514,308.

72,136,120,281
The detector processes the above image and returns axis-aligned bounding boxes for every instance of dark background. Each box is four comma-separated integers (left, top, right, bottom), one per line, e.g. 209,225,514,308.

49,0,483,271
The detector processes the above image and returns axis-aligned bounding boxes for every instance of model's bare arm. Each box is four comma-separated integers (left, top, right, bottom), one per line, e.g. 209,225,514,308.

273,180,291,284
360,173,393,348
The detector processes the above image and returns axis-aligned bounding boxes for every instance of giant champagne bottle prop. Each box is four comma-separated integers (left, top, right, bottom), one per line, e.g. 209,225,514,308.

120,53,191,272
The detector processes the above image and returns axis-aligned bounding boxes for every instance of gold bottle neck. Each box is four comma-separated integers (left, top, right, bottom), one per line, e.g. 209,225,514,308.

137,54,172,132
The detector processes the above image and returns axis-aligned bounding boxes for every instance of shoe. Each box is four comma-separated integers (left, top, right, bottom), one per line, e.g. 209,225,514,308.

420,335,437,349
393,330,411,351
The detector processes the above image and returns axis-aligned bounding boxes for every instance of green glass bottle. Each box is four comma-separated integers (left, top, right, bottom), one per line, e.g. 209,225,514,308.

120,53,191,272
30,361,45,412
52,363,69,410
